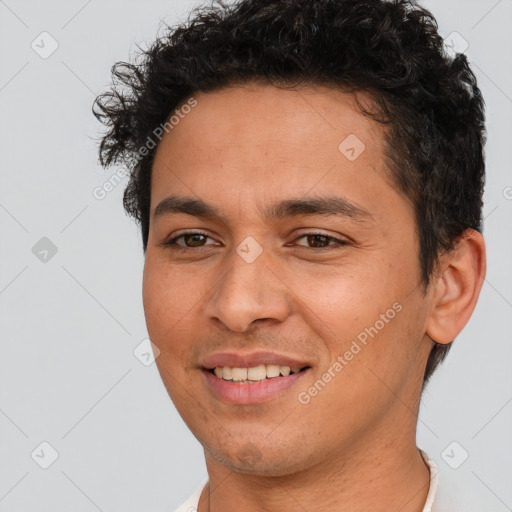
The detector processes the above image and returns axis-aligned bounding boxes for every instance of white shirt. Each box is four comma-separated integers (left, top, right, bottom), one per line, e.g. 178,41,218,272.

174,449,440,512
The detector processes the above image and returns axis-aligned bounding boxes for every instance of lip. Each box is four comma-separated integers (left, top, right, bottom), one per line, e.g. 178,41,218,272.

202,367,311,404
201,350,311,371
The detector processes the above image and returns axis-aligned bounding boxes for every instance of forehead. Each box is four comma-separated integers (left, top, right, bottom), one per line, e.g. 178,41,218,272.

150,83,401,223
155,82,385,158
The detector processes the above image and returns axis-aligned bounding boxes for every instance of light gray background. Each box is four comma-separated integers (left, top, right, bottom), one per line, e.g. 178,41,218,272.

0,0,511,510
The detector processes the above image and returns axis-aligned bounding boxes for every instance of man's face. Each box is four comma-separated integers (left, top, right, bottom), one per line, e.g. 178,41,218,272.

143,84,433,475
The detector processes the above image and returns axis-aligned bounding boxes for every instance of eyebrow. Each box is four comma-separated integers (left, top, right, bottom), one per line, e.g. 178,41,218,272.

153,194,374,224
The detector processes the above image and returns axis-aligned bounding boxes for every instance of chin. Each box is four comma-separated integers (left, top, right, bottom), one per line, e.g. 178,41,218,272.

205,438,315,477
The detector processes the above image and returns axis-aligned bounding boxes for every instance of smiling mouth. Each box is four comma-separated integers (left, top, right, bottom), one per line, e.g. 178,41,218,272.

206,364,311,383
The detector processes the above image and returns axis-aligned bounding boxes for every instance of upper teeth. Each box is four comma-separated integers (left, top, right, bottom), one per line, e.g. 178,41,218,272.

213,365,302,381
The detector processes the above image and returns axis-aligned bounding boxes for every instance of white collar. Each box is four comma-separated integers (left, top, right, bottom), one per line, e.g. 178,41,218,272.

419,449,439,511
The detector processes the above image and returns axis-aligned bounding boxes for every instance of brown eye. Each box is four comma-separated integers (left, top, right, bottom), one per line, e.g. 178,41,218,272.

180,233,208,247
306,234,330,248
163,231,215,249
294,233,348,249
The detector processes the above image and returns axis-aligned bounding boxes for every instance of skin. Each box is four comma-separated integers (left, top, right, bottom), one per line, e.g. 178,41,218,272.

142,83,486,512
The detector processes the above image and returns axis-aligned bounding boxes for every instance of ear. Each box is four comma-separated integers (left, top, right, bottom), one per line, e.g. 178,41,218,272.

425,229,486,344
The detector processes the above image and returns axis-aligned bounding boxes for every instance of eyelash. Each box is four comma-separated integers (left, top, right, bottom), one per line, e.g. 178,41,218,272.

162,231,348,251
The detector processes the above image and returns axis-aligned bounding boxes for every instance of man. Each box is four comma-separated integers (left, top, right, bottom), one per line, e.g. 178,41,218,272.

93,0,486,510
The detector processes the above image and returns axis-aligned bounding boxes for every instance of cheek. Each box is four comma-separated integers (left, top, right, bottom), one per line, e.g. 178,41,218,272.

142,257,198,358
142,259,205,411
286,262,419,395
143,251,204,315
284,262,399,344
143,263,170,334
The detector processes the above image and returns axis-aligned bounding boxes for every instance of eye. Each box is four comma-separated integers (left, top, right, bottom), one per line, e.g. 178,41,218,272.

292,232,348,249
162,231,217,249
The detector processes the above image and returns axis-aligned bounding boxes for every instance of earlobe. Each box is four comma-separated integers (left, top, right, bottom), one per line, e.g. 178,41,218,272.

425,229,486,344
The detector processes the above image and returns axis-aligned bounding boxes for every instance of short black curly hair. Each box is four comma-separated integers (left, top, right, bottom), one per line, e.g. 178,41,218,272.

93,0,486,387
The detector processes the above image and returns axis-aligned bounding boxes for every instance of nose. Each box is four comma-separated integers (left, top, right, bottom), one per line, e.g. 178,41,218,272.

204,242,292,332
